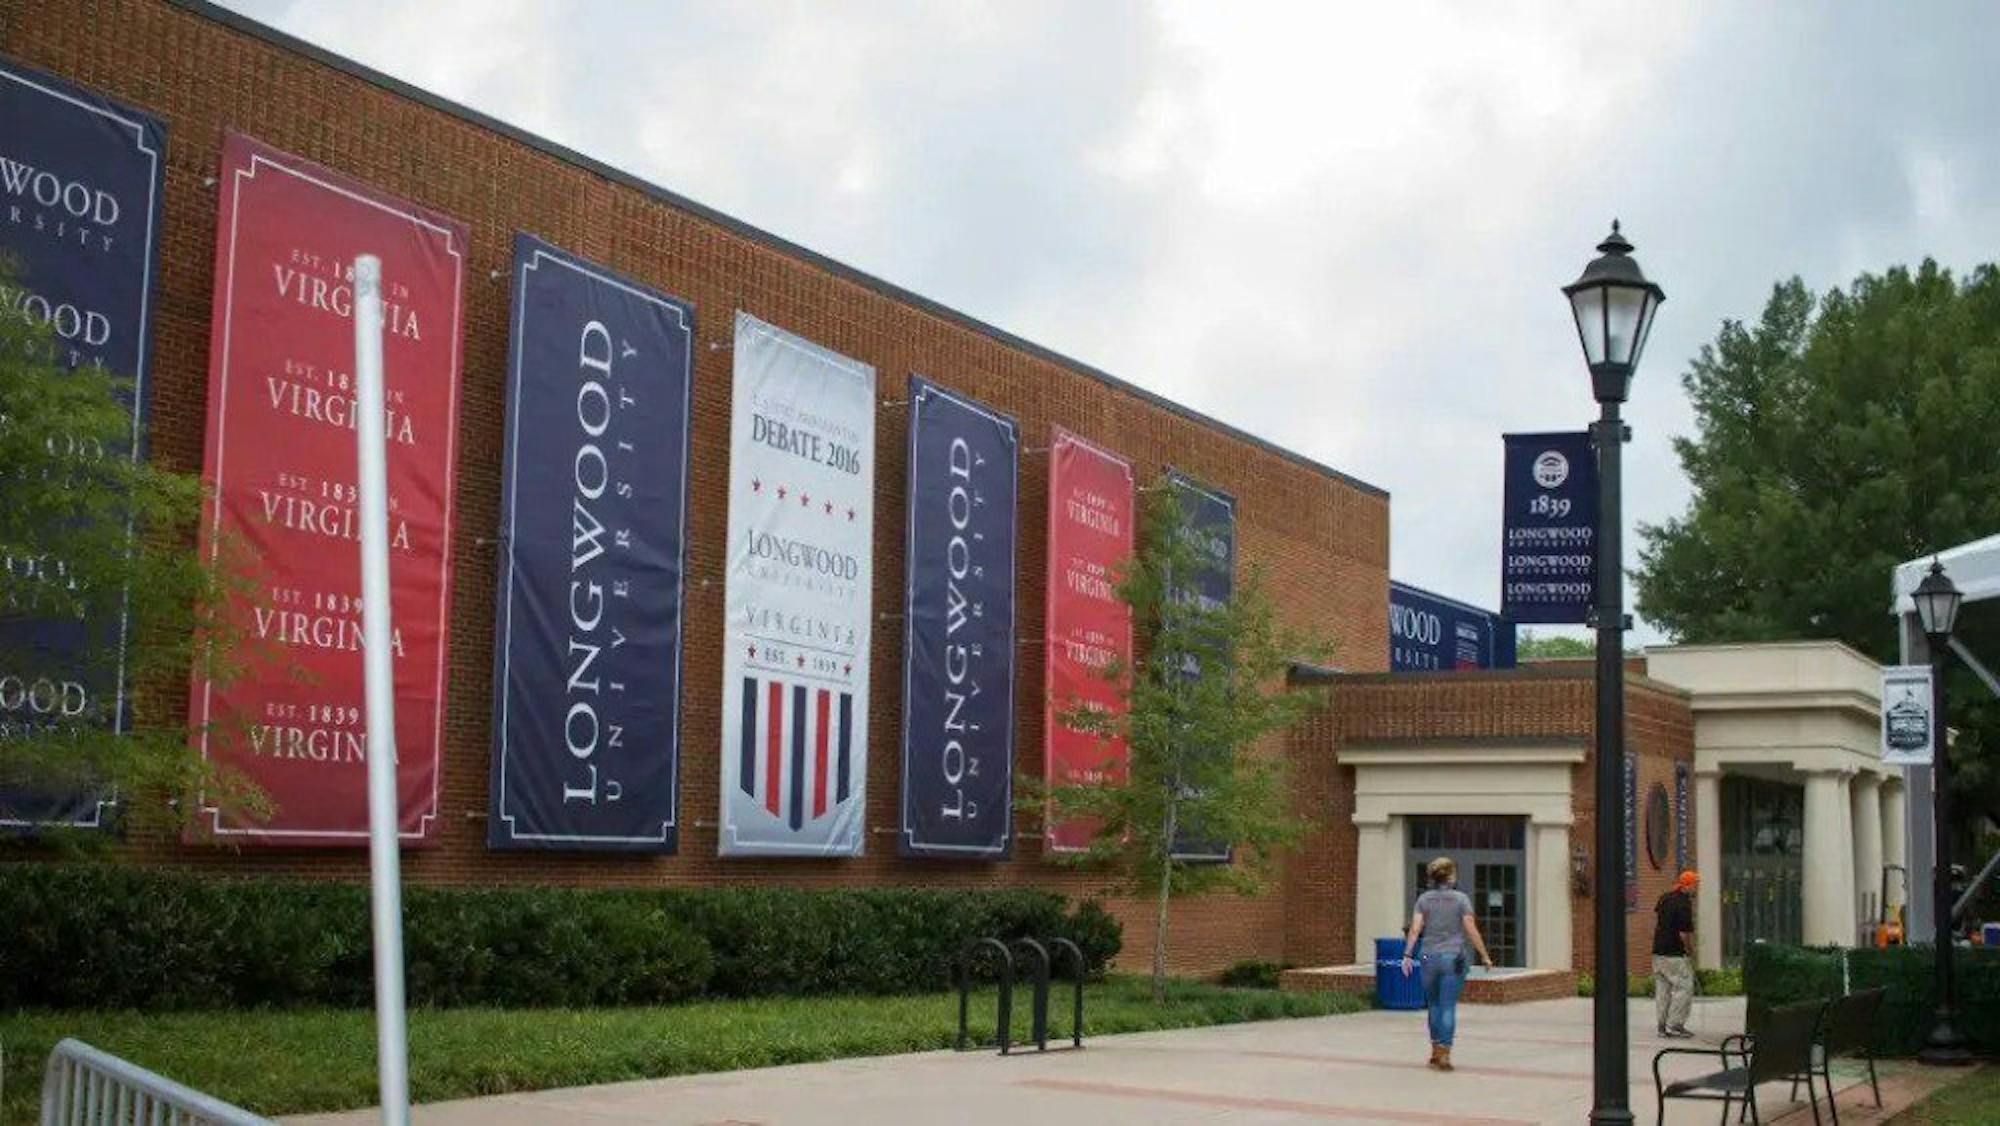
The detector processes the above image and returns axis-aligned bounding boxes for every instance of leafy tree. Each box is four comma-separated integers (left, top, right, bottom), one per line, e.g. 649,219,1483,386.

1517,630,1596,660
1034,480,1329,1001
0,260,258,841
1636,260,2000,823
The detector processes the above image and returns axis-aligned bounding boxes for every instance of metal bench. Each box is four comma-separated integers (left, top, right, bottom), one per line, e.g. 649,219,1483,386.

1652,999,1825,1125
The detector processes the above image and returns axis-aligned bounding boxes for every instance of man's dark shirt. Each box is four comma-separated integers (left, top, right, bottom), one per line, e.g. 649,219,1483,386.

1653,889,1693,956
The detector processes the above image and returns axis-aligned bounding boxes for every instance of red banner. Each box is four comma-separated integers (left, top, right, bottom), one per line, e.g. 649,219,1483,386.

189,133,466,845
1044,427,1133,852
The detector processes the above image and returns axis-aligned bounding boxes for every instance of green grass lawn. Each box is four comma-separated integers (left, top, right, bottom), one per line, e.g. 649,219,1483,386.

0,977,1360,1124
1892,1065,2000,1125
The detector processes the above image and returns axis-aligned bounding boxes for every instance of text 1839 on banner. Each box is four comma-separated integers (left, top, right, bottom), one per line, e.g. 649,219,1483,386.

1500,431,1597,624
189,133,466,845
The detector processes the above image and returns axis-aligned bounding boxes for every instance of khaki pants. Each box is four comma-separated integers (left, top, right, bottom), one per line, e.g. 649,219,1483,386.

1653,955,1694,1030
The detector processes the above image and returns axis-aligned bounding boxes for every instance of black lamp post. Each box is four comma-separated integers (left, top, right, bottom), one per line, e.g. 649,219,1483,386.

1564,221,1665,1126
1912,560,1972,1066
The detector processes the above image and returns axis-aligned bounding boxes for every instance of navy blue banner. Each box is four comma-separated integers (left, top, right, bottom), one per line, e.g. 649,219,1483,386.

489,234,692,852
1167,470,1236,863
1388,582,1516,672
1501,431,1598,625
1,57,166,830
899,376,1019,858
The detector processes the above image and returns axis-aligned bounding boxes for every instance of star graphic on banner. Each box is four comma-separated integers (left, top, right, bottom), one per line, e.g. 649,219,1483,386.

777,486,787,500
846,508,856,521
800,493,811,507
843,663,853,676
751,479,762,492
823,501,834,515
747,644,757,660
796,654,806,668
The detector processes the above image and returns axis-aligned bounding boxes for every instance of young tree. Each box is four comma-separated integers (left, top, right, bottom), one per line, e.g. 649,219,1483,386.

1636,261,2000,823
1,261,257,840
1039,480,1331,1001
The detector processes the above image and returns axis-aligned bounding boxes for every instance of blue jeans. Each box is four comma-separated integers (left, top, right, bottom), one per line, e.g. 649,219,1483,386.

1420,953,1466,1046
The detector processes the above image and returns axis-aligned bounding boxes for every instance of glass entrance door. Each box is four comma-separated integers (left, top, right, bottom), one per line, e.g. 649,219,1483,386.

1406,815,1527,967
1721,777,1803,962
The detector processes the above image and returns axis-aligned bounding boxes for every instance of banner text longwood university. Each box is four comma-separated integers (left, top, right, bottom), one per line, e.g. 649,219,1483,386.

899,376,1018,858
0,57,166,830
189,132,466,845
719,312,875,857
489,234,692,852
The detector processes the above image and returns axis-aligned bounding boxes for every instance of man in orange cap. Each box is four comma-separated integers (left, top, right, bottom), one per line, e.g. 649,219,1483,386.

1653,870,1699,1037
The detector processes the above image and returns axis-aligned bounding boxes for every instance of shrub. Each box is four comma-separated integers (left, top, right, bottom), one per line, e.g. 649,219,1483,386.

0,864,1120,1010
1218,960,1283,989
1743,942,2000,1056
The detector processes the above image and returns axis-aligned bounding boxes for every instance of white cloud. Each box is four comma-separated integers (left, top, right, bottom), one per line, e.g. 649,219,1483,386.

224,1,2000,644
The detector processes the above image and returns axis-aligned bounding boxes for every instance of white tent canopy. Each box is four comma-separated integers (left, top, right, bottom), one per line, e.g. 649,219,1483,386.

1892,532,2000,616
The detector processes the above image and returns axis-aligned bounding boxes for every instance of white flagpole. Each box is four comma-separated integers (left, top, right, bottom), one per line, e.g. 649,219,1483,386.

353,253,411,1126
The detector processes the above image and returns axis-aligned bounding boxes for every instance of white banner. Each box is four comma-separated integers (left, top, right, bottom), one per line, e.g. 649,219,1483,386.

1881,664,1934,767
719,312,876,856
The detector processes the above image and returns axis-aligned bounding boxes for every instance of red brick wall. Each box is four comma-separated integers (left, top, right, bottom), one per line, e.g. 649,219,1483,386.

1306,669,1696,976
0,0,1389,974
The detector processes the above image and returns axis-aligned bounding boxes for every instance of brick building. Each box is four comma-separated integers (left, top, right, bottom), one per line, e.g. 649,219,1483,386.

6,0,1833,982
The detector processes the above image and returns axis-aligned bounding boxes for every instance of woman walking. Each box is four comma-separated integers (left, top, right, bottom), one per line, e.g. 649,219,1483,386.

1400,856,1495,1071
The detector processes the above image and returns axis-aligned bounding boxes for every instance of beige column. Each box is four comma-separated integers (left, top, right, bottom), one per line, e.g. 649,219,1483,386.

1802,770,1857,946
1881,779,1908,913
1695,769,1724,967
1353,816,1405,962
1851,773,1884,931
1530,821,1573,970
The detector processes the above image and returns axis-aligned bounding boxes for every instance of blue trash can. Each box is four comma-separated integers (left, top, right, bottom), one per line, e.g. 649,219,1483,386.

1375,936,1424,1010
1983,922,2000,948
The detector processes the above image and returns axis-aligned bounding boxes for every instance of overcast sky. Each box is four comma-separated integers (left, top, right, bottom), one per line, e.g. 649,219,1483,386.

221,1,2000,644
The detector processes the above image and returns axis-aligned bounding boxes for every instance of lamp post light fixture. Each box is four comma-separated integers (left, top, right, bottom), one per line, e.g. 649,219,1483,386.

1565,221,1664,1126
1912,560,1972,1067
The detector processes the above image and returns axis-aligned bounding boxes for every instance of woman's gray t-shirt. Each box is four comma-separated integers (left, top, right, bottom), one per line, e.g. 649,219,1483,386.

1414,888,1475,957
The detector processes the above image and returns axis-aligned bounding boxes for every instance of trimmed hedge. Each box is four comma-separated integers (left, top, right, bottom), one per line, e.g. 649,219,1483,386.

0,865,1120,1010
1743,942,2000,1057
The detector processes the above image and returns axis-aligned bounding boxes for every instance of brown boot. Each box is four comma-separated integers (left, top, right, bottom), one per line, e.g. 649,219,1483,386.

1427,1044,1444,1069
1437,1046,1454,1072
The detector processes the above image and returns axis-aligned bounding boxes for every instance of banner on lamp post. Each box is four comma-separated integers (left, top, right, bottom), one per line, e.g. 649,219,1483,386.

1501,431,1597,624
488,234,693,852
1881,664,1935,767
1044,428,1134,853
897,377,1018,859
0,58,167,831
718,312,875,857
189,132,466,845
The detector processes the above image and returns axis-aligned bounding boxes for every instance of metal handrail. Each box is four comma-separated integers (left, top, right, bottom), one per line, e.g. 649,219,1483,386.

1009,938,1051,1051
41,1038,273,1125
955,938,1015,1055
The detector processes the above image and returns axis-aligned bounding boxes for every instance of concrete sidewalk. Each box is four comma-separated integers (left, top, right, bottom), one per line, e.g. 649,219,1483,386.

291,997,1952,1125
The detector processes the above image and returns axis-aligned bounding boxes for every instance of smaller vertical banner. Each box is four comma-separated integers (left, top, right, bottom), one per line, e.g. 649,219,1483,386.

898,376,1019,858
1501,431,1597,624
0,58,166,830
1880,664,1934,767
488,234,692,852
1388,582,1515,671
1674,762,1690,873
1044,428,1134,853
1623,751,1639,912
1167,470,1236,863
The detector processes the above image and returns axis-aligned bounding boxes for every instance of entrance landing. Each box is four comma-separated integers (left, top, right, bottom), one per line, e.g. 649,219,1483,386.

1279,963,1577,1004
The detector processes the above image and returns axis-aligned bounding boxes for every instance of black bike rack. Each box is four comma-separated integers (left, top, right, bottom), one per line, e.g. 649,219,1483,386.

955,937,1015,1054
955,935,1087,1055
